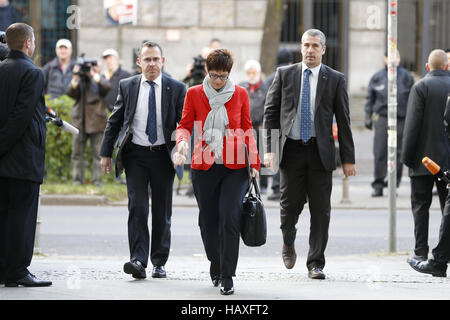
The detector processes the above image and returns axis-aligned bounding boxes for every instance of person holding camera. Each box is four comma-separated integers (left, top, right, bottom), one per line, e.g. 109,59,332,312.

0,23,52,287
67,58,111,187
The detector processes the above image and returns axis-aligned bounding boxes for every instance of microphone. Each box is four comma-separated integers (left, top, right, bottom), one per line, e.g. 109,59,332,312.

422,157,450,184
45,108,79,135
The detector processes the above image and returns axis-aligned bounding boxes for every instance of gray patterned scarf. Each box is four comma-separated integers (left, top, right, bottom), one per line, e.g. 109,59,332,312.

202,75,235,159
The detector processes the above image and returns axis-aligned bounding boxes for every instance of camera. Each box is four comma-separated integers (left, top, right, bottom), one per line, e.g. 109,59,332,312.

184,55,206,87
75,53,98,78
0,31,9,62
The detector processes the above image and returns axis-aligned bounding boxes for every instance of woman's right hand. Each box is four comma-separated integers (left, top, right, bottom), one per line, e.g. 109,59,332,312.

173,152,186,168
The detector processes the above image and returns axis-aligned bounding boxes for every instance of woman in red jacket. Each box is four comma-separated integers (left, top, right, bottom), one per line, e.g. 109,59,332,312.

173,49,260,295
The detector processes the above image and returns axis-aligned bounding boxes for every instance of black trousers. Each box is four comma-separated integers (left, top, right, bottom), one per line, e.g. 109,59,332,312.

0,177,40,282
372,116,405,190
123,143,175,268
431,191,450,266
192,164,248,278
410,175,448,257
279,138,332,271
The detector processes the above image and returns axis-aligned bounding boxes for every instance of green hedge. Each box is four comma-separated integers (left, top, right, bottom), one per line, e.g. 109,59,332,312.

44,95,75,182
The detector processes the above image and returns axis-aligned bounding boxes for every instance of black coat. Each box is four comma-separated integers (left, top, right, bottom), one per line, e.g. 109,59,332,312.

445,94,450,139
264,63,355,171
364,66,415,118
402,70,450,175
0,50,47,183
99,74,186,177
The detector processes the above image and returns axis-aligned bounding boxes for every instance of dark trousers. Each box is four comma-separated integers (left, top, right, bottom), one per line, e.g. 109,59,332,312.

72,131,104,185
410,175,448,257
431,192,450,266
279,138,332,271
0,177,40,282
372,116,405,190
123,143,175,268
192,164,248,278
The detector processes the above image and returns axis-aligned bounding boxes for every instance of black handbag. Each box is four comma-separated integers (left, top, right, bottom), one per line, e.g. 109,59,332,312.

240,146,267,247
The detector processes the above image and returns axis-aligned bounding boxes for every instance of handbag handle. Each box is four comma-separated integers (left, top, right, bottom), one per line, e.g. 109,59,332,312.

244,144,261,198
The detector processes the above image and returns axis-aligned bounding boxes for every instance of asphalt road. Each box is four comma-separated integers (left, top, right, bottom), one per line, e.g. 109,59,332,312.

37,205,442,259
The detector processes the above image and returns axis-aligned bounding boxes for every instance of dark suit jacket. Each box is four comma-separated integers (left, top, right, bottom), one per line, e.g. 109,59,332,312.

401,70,450,176
99,74,186,177
444,94,450,138
0,50,47,183
263,63,355,171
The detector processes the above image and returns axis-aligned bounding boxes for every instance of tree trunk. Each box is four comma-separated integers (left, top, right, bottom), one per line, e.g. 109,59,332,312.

260,0,286,76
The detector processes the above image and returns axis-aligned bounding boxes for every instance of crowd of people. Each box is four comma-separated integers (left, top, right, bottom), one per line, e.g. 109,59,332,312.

0,17,449,297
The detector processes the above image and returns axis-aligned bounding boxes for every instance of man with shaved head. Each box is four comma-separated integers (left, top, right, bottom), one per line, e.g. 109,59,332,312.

402,49,450,270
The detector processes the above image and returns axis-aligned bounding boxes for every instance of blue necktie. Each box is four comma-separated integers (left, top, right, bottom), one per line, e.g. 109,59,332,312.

300,69,312,142
146,81,157,144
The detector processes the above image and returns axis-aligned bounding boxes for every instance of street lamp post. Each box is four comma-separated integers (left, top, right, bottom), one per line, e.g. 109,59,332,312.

387,0,398,254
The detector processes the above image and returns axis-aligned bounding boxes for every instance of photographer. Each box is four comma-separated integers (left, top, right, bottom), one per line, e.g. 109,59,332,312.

67,58,110,187
0,23,52,287
0,30,9,61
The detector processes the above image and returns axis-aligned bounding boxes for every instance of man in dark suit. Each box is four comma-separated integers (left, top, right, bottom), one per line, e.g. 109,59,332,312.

263,29,356,280
100,41,186,280
402,49,450,264
0,23,52,287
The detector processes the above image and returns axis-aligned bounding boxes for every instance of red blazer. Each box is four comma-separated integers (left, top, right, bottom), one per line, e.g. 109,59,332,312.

176,84,261,171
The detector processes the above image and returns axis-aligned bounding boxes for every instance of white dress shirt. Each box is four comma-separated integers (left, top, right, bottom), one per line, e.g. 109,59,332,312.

131,74,165,146
288,62,321,140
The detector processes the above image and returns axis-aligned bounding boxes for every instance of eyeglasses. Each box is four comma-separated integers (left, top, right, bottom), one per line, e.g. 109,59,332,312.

209,73,229,81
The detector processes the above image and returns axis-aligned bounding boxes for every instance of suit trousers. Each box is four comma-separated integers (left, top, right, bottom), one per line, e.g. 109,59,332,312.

0,177,40,282
410,175,448,257
431,191,450,266
279,138,332,271
72,131,104,185
372,116,405,190
192,164,248,278
123,143,175,268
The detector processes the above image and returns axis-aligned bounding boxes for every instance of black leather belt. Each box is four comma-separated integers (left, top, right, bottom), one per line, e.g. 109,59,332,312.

288,137,316,146
131,142,166,152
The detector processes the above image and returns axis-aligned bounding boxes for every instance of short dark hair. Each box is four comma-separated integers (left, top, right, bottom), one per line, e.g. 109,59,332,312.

139,41,163,57
6,23,34,51
206,49,233,73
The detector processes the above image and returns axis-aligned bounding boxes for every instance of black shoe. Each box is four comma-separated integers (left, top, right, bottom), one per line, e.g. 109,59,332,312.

152,266,167,278
308,267,326,280
408,259,447,277
220,277,234,295
123,260,147,279
5,274,52,287
371,188,383,197
185,187,194,198
267,191,280,201
407,255,427,264
210,262,221,287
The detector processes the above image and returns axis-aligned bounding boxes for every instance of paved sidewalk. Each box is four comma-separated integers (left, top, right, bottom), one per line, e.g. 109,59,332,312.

0,253,448,300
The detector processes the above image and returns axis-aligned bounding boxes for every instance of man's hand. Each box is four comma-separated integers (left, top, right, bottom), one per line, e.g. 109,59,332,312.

72,64,81,82
251,168,259,179
365,113,373,130
101,157,112,174
264,153,277,171
342,163,356,177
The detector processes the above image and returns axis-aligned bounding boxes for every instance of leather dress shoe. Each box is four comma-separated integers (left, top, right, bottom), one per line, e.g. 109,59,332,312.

220,277,234,295
408,259,447,277
152,266,166,278
210,262,221,287
371,188,383,197
123,260,146,279
407,255,427,264
308,267,326,280
5,274,52,287
282,243,297,269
